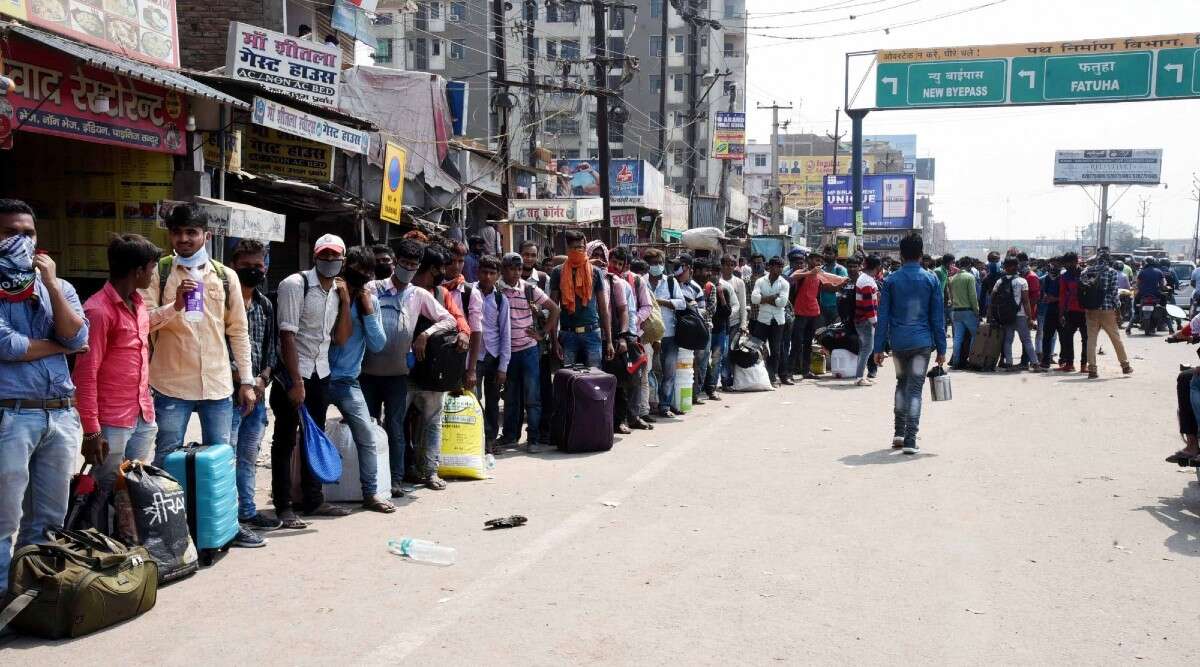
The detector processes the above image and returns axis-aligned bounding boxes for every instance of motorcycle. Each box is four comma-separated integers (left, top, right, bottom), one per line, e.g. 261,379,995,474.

1135,294,1166,335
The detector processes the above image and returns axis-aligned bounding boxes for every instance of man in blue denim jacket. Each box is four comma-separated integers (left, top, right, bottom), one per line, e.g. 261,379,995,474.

0,199,89,595
873,233,946,455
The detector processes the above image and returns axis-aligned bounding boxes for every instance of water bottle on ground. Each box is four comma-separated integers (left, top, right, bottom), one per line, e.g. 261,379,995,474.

183,267,204,324
387,538,456,566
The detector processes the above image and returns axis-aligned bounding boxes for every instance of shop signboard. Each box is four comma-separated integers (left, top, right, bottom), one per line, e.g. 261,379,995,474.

876,33,1200,109
228,22,342,108
1052,148,1162,185
200,129,242,172
193,196,286,242
561,158,661,207
508,198,603,224
712,111,745,160
250,96,370,154
379,141,407,223
1,38,187,154
862,232,904,251
611,208,637,229
822,174,915,230
241,125,333,182
16,0,180,67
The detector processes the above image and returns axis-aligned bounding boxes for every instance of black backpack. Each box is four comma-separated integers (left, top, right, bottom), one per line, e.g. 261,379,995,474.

991,276,1019,325
411,288,468,392
673,277,709,350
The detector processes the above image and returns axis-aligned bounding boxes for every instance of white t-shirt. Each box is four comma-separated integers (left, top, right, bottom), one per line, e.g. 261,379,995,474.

993,275,1029,315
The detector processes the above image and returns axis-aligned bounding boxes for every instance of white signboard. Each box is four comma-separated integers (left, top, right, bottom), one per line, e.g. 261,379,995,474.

508,198,604,224
611,208,637,229
1053,149,1163,185
250,97,370,155
881,177,910,218
194,197,287,242
227,22,342,108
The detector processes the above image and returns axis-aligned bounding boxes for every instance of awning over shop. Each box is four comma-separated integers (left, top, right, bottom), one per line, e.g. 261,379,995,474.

194,197,286,242
508,198,603,225
4,24,249,110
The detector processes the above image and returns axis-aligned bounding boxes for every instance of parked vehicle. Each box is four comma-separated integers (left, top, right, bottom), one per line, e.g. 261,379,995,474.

1169,261,1194,307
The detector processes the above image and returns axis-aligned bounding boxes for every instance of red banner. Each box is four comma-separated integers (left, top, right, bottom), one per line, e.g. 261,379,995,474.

0,36,187,155
22,0,180,68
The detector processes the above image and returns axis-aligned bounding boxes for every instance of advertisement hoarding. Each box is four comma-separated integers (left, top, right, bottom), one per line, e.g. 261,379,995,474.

560,159,663,207
250,97,370,154
15,0,180,67
228,22,342,108
241,126,333,181
712,111,746,160
1,37,187,154
822,174,915,230
778,155,878,208
1052,149,1162,185
611,208,637,229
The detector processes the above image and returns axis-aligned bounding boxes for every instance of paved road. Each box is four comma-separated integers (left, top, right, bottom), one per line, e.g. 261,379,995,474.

6,331,1200,664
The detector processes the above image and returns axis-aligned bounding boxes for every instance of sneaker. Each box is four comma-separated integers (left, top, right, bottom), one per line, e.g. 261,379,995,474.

892,436,904,449
705,391,721,401
1121,363,1134,375
902,445,920,455
855,378,872,386
240,513,283,532
232,525,267,548
692,395,706,405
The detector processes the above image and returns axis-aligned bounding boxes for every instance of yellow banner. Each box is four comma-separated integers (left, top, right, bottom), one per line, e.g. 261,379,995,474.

242,126,333,182
777,155,878,209
879,33,1200,63
0,0,27,20
380,141,407,224
201,130,243,172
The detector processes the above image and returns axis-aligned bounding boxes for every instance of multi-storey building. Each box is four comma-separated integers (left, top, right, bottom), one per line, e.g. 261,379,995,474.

371,0,747,199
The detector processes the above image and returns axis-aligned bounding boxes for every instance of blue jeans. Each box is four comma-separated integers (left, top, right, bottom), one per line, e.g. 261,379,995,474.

0,407,82,593
693,331,712,396
720,326,740,388
855,320,876,380
503,346,541,443
406,380,444,479
151,390,234,467
475,354,503,443
706,328,728,392
96,417,158,494
950,310,979,366
892,348,931,447
1037,306,1058,363
560,328,602,368
360,374,409,487
229,400,267,519
656,336,679,412
328,377,380,500
1002,316,1039,366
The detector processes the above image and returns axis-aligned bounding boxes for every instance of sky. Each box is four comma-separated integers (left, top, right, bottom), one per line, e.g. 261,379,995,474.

743,0,1200,242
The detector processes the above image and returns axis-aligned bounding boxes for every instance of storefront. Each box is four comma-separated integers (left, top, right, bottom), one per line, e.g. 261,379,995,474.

0,23,248,297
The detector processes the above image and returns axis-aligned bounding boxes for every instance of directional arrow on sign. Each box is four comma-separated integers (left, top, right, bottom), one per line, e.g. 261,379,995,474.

1018,70,1036,89
882,77,898,95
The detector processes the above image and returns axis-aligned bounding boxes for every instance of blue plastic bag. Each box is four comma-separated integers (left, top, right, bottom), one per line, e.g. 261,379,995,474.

300,405,342,484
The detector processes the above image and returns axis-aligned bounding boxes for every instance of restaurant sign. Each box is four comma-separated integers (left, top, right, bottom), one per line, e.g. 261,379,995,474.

0,37,187,154
9,0,181,67
227,22,341,108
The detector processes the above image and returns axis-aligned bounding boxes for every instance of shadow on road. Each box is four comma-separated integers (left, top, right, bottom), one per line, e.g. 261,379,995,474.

1136,480,1200,557
839,448,938,466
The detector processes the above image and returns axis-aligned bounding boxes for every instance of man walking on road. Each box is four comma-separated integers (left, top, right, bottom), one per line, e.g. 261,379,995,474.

1058,252,1088,373
873,233,946,455
1082,249,1133,379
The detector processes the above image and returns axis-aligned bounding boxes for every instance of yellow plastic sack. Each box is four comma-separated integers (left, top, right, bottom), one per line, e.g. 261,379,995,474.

439,391,487,480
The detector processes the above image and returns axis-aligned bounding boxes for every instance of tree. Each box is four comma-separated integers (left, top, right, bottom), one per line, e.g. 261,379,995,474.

1083,220,1148,251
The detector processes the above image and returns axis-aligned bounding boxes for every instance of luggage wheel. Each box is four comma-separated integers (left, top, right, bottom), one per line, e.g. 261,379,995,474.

200,550,215,567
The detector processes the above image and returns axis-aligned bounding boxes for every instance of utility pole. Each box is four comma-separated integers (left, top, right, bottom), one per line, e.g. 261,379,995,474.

685,18,699,199
589,0,614,245
525,0,538,170
1098,183,1110,249
757,101,793,229
1137,195,1150,247
1192,173,1200,261
716,85,736,232
826,108,845,176
657,0,669,167
492,0,509,203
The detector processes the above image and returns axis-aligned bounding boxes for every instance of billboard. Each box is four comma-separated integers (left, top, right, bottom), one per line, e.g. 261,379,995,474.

1053,149,1162,185
561,159,663,208
712,111,745,160
228,22,342,108
822,174,915,230
15,0,180,67
778,154,881,208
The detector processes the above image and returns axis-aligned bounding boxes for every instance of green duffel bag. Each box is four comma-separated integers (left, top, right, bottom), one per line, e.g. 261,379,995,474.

0,528,158,639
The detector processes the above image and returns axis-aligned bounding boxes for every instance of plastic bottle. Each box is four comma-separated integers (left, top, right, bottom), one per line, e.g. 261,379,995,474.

183,267,204,324
387,538,456,566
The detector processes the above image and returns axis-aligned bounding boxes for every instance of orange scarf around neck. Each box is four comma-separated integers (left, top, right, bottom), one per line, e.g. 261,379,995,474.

560,250,593,314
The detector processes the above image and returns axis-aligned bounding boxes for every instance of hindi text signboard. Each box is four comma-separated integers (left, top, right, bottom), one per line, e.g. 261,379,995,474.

228,22,341,108
250,96,369,155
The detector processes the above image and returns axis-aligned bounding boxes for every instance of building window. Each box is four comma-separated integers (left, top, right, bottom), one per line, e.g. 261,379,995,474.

607,74,622,90
607,37,624,57
375,38,392,63
650,75,661,93
561,40,580,60
674,35,685,54
723,80,735,96
450,39,465,60
672,75,683,92
609,122,624,143
651,0,662,18
546,40,558,59
672,147,685,164
561,149,580,159
428,1,440,20
754,153,767,167
431,39,441,56
450,1,466,21
649,35,663,58
610,8,624,30
547,3,577,22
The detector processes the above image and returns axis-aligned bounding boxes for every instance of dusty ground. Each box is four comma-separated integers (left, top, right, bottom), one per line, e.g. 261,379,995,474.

4,330,1200,664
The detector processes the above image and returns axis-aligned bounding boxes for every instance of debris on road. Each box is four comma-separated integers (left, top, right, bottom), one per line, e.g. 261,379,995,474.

484,515,528,530
602,501,620,508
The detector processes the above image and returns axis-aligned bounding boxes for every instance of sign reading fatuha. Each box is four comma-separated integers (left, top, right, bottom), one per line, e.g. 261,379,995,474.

227,22,342,108
874,32,1200,109
1053,149,1163,186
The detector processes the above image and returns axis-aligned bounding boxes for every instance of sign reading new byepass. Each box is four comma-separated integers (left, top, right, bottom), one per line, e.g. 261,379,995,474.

874,32,1200,110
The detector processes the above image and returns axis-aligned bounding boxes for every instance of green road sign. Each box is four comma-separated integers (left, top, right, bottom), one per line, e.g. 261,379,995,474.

870,33,1200,110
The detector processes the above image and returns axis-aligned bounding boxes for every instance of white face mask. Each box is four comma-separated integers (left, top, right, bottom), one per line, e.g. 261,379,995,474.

174,246,209,269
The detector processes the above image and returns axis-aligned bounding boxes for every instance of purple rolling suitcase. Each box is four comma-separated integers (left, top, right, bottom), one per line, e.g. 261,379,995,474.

551,366,616,453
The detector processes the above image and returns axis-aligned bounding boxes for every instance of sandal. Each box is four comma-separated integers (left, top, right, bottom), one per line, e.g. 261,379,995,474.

304,503,352,517
1166,450,1199,466
425,475,447,491
362,497,396,513
277,510,309,530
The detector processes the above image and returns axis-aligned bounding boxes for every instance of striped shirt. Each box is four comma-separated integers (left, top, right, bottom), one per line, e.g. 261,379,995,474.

854,273,879,323
501,279,552,353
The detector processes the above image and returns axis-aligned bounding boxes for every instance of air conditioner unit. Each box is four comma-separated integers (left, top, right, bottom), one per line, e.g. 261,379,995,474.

448,14,460,22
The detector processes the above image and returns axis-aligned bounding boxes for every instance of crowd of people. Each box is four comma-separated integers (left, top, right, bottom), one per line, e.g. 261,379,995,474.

0,191,1175,598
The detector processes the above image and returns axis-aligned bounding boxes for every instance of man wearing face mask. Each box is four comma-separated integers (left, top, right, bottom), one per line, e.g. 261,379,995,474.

268,234,353,529
372,244,396,281
550,230,613,368
226,240,282,538
0,199,89,597
645,248,685,418
145,205,255,465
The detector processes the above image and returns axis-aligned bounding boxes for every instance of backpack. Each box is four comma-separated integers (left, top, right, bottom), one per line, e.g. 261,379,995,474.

673,278,709,350
1079,271,1104,310
157,256,231,310
411,287,468,392
991,276,1019,325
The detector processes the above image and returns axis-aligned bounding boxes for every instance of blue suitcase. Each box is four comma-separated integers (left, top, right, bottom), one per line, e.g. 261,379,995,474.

163,445,239,565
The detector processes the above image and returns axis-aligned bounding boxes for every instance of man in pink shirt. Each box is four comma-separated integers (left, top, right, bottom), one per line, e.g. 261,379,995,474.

73,234,172,491
444,241,484,389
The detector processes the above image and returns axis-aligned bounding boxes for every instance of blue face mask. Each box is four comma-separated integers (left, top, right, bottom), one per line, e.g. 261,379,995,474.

648,264,664,277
